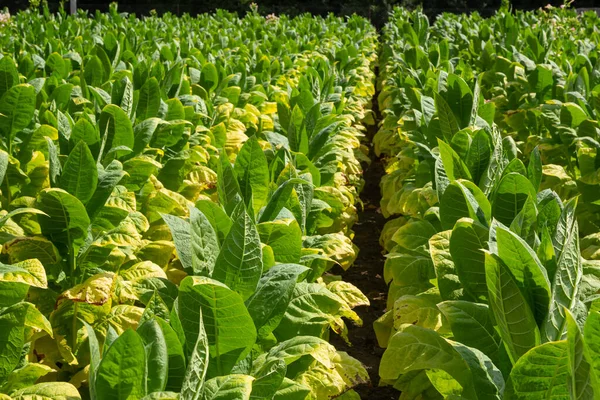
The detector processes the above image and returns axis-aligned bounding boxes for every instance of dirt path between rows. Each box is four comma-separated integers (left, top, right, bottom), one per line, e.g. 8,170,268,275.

329,76,399,399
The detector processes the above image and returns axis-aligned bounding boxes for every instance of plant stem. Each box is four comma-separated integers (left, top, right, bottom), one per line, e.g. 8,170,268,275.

69,246,77,286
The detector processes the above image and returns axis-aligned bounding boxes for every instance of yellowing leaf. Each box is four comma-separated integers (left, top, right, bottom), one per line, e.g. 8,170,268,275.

59,273,115,305
326,281,369,308
102,305,144,335
119,261,166,282
0,259,47,288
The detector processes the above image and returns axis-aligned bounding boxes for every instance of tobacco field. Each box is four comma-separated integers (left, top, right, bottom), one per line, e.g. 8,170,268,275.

0,2,600,399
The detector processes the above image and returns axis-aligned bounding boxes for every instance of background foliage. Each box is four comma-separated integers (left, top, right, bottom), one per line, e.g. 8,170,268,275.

4,0,600,27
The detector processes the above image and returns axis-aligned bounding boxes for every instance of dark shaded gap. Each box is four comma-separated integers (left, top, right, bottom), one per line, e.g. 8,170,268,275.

329,67,398,399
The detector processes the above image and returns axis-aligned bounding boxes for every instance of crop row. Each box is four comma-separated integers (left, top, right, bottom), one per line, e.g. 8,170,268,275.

0,6,377,400
374,5,600,399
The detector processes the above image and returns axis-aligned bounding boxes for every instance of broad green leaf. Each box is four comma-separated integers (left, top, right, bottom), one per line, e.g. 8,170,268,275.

257,219,303,264
0,84,35,153
195,200,232,244
505,341,570,399
430,230,466,301
59,140,98,204
96,329,147,400
212,205,263,300
37,188,91,252
138,319,169,394
234,137,269,216
0,304,26,381
327,281,369,309
137,77,161,121
537,190,562,238
494,224,551,326
379,325,476,399
250,359,286,400
155,318,186,392
421,95,435,126
391,219,437,250
200,63,219,93
190,206,220,276
0,57,19,100
72,118,101,149
84,322,100,400
438,301,509,374
178,276,257,377
99,104,134,160
479,126,506,196
132,118,161,155
528,65,553,101
452,343,504,400
502,158,527,177
438,139,472,182
527,147,542,192
446,74,474,128
566,310,595,399
440,180,490,230
181,308,209,400
485,252,540,364
262,335,335,367
161,213,193,274
584,301,600,390
392,293,443,331
561,102,588,128
295,351,369,399
258,178,309,223
435,93,460,141
465,130,491,185
86,160,126,220
545,198,581,342
492,173,537,226
245,263,308,338
217,152,243,215
509,196,537,246
450,218,489,300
